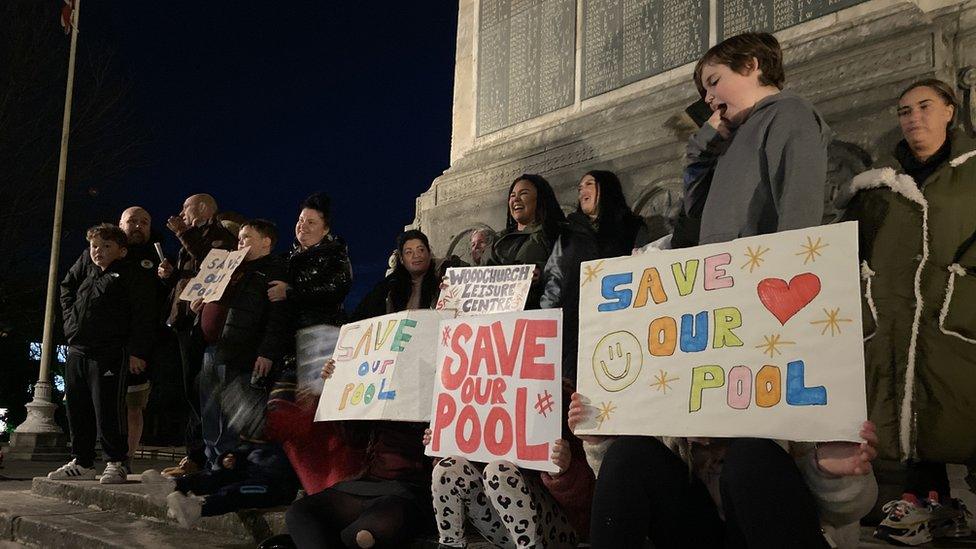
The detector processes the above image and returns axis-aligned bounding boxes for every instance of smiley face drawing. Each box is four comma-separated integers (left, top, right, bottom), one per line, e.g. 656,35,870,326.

592,331,643,392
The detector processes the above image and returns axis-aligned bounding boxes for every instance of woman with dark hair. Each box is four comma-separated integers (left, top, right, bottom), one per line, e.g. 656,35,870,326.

268,192,353,327
259,192,362,535
488,174,566,308
283,230,439,549
541,170,648,379
351,229,440,320
837,78,976,546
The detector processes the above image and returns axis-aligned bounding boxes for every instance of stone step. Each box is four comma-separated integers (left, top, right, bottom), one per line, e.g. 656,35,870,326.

31,476,284,543
27,477,465,548
0,489,253,549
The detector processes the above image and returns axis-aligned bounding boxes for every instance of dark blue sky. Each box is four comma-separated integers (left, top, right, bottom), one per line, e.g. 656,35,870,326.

82,2,458,308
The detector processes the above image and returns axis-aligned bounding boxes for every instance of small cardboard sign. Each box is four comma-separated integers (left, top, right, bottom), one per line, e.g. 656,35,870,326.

178,247,249,302
426,309,563,473
436,265,533,316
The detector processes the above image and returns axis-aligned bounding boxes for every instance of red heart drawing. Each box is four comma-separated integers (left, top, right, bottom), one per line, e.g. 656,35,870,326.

757,273,822,325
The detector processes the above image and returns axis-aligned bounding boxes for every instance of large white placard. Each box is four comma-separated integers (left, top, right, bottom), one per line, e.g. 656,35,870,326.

315,310,453,422
427,309,563,473
575,222,866,442
436,265,533,316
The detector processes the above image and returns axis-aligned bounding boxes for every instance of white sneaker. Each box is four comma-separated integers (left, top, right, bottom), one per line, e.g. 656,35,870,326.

874,494,933,546
99,461,127,485
166,491,203,528
140,469,177,502
47,459,97,480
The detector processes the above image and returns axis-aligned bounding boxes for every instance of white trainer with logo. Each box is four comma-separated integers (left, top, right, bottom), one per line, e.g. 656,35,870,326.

99,461,127,484
47,459,97,481
874,495,933,546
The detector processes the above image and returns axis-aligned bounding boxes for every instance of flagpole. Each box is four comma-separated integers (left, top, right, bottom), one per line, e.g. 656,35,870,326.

9,0,83,459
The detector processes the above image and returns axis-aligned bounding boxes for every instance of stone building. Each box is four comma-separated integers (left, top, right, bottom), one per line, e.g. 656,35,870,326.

412,0,976,261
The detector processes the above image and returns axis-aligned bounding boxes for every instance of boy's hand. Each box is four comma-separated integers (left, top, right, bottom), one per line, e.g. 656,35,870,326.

129,356,147,374
815,421,878,477
321,358,336,381
706,109,731,140
253,356,273,378
267,280,288,302
189,297,204,314
549,438,571,477
158,259,174,279
422,428,432,446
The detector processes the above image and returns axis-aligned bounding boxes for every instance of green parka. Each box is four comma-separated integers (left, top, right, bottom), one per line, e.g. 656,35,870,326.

840,130,976,464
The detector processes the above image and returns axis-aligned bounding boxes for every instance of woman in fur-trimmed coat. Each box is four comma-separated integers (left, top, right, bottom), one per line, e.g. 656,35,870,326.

838,80,976,504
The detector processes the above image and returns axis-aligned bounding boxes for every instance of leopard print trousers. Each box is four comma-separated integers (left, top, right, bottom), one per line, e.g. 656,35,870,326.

432,456,578,548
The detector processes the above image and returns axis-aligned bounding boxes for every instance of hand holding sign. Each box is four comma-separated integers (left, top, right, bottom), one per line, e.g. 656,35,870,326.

815,420,878,476
549,439,570,477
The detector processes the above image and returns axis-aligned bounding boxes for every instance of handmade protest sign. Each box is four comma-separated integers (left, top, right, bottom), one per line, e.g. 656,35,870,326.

427,309,563,473
178,247,249,303
436,265,533,316
575,222,866,442
315,310,453,422
296,324,340,397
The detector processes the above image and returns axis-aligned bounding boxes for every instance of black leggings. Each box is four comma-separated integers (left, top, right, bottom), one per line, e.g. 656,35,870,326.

589,437,829,549
285,488,430,549
905,460,951,501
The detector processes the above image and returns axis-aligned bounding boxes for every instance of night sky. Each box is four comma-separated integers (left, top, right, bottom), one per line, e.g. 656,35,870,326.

79,2,458,308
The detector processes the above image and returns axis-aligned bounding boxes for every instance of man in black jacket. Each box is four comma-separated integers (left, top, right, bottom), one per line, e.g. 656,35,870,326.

51,224,156,484
188,219,289,469
158,194,237,476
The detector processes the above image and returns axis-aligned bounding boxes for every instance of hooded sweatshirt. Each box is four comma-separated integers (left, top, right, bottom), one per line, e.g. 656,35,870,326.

693,91,832,245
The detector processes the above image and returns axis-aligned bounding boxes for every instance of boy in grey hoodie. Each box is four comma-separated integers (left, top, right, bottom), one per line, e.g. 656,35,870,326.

682,29,832,246
585,32,877,549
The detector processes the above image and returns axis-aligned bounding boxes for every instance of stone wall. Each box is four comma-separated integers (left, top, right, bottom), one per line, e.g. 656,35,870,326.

413,0,976,262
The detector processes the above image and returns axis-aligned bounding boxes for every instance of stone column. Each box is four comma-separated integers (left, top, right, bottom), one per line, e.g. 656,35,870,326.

7,380,68,461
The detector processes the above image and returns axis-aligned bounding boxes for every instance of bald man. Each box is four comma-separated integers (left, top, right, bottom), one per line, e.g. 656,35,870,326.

158,193,236,477
116,207,156,460
119,207,152,246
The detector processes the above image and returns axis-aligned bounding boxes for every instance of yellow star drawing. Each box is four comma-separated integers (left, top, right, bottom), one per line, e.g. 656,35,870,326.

810,307,853,336
595,401,616,428
650,369,679,394
796,236,829,265
582,260,605,286
741,245,770,273
755,333,796,358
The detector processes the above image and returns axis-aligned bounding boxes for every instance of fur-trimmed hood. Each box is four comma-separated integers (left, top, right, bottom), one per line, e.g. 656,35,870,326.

835,130,976,209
